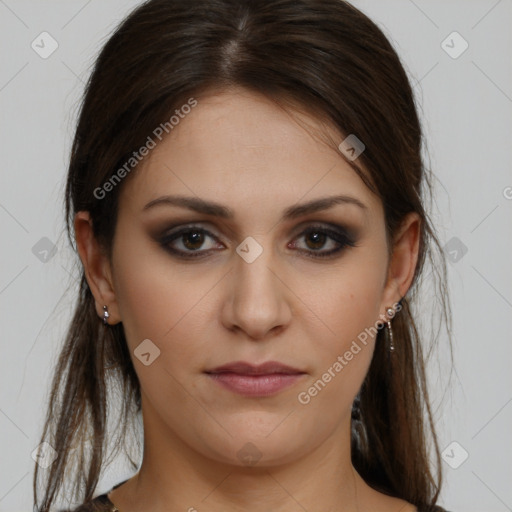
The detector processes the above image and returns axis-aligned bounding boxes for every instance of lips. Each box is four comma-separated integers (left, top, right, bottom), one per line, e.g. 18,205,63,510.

205,361,306,397
206,361,305,376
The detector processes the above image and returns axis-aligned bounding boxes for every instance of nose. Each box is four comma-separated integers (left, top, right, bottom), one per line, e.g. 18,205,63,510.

221,242,293,341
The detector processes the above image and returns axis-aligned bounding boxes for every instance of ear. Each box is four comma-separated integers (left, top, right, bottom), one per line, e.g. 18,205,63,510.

379,212,421,315
74,211,120,325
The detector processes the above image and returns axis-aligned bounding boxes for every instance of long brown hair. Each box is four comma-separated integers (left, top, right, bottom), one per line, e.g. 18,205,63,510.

34,0,452,510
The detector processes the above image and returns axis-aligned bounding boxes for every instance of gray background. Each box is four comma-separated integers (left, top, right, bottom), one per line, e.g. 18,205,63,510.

1,1,511,511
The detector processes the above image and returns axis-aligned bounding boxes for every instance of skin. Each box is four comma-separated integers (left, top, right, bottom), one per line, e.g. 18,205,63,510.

75,87,420,512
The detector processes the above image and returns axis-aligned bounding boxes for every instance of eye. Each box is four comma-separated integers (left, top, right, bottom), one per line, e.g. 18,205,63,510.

159,225,222,258
158,223,357,260
288,224,357,259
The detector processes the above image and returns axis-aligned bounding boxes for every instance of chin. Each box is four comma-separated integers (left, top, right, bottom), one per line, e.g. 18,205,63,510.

193,420,313,469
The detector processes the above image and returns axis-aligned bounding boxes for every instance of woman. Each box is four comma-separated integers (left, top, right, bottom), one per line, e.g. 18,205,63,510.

33,0,452,511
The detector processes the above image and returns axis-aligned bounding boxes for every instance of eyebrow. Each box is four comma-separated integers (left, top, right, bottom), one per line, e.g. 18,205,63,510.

142,194,368,220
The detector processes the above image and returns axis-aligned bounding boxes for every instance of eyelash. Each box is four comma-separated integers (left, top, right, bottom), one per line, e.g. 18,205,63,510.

158,223,357,260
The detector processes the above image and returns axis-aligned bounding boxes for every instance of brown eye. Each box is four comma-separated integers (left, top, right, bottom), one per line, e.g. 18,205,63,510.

159,223,357,260
159,226,222,258
182,230,206,250
290,224,357,259
304,231,328,250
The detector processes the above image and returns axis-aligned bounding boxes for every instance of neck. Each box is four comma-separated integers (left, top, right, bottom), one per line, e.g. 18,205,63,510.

116,401,363,512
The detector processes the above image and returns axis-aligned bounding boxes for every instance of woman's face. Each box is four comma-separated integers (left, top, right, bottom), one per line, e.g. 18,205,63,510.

103,87,413,467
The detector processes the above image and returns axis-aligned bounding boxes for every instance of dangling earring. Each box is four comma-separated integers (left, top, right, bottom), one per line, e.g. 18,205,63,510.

102,305,110,325
385,306,395,352
351,392,361,422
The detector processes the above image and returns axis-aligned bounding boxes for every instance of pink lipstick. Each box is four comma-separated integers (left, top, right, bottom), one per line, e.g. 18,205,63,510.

205,361,306,397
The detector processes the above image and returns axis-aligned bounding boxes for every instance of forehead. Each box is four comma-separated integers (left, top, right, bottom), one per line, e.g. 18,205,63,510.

119,88,381,223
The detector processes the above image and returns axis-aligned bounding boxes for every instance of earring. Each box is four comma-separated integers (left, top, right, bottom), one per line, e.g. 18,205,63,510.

351,392,361,422
385,306,395,352
102,305,110,325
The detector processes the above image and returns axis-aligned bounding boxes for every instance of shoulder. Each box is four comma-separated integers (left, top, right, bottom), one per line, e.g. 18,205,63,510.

60,478,129,512
416,505,452,512
363,484,451,512
60,493,117,512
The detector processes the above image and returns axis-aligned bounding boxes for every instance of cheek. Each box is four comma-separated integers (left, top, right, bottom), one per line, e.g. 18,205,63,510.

115,270,201,356
111,225,191,349
293,252,386,402
304,252,386,345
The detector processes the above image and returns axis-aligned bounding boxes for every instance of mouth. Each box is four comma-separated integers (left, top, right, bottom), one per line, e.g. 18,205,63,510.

204,361,306,397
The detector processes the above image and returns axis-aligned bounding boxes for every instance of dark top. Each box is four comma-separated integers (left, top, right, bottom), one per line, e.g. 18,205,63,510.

66,479,451,512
